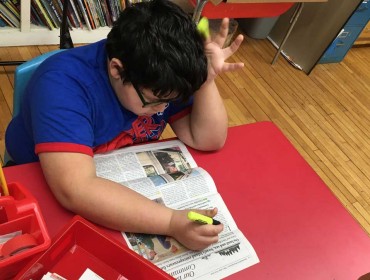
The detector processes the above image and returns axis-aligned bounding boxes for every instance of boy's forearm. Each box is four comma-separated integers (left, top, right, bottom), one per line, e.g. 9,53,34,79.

40,152,174,235
189,79,228,150
66,177,174,234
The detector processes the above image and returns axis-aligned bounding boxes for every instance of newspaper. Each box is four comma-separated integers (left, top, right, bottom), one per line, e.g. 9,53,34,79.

94,140,259,279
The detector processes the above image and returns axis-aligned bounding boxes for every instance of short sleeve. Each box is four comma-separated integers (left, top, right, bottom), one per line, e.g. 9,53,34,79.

27,70,95,155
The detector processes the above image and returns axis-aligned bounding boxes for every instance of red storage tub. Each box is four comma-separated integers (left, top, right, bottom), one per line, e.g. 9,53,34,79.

189,0,294,18
16,216,174,280
0,182,51,280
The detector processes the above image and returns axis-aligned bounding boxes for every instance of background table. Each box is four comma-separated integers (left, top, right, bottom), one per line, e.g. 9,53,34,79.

190,0,327,64
4,122,370,279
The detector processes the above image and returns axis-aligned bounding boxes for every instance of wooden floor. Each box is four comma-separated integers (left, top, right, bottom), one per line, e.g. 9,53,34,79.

1,37,369,236
354,21,370,47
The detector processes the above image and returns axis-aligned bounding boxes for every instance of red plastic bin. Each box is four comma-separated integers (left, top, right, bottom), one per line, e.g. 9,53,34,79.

16,216,174,280
189,0,294,18
0,182,51,280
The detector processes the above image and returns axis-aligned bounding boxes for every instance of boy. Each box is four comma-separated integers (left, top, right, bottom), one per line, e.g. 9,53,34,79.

5,0,244,250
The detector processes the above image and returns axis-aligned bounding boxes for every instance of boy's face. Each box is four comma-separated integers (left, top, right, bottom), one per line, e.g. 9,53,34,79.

116,82,174,116
108,58,176,116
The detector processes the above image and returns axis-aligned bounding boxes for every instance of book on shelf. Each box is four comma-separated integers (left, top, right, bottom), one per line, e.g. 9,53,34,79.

93,0,106,27
30,0,44,26
87,0,101,27
83,0,96,29
106,0,118,23
2,0,20,19
31,0,47,28
30,2,44,25
0,11,14,27
71,0,84,29
40,0,60,28
50,0,65,26
93,140,260,279
32,0,55,29
66,0,83,28
0,1,20,27
75,0,92,30
62,0,84,29
112,0,121,20
58,0,73,28
100,0,112,26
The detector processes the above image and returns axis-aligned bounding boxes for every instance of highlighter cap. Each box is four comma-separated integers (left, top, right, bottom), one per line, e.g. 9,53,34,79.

197,17,210,40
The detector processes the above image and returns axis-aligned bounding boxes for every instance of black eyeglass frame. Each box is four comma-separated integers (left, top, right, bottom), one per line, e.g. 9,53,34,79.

132,83,179,108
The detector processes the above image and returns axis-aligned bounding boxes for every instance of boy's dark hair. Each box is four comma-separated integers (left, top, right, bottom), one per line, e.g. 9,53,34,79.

106,0,207,102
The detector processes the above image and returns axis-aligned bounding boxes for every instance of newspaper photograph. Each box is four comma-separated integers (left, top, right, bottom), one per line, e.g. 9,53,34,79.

94,140,259,279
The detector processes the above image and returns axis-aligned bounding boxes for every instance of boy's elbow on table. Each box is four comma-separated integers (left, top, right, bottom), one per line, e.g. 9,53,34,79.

194,133,227,151
49,182,83,212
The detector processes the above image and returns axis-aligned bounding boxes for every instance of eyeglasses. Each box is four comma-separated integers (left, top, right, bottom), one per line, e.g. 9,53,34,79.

132,83,179,108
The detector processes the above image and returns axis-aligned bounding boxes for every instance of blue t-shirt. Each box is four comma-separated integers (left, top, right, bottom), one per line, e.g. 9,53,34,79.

5,40,191,164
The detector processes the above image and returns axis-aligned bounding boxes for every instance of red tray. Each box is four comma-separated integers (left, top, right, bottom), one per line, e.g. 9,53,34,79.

16,216,174,279
0,182,51,280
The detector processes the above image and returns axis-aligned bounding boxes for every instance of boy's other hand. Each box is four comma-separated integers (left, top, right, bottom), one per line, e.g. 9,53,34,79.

205,18,244,81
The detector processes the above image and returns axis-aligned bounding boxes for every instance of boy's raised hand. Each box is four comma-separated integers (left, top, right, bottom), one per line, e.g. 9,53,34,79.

204,18,244,81
168,208,224,251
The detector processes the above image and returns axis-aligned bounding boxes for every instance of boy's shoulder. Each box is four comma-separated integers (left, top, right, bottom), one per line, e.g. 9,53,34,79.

39,39,108,73
31,40,108,88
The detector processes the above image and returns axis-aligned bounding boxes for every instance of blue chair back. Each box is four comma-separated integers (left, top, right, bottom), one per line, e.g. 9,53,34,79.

13,49,65,117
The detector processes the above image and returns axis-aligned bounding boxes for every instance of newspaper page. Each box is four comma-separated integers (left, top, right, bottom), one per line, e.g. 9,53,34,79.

93,140,259,279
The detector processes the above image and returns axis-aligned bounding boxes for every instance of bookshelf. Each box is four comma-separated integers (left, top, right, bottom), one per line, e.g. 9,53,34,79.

0,0,192,47
0,0,113,47
0,0,196,47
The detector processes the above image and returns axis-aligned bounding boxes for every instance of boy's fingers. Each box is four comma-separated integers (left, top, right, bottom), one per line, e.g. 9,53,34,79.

199,207,218,218
201,224,224,236
195,233,220,247
222,62,245,73
223,34,244,59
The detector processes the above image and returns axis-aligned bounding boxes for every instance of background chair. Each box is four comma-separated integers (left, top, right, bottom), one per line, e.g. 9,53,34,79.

4,49,66,165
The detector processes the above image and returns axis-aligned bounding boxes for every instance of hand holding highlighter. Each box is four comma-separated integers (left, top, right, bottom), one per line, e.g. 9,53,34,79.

187,211,221,225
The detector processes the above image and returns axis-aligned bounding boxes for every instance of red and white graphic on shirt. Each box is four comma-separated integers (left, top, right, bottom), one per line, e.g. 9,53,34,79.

94,116,166,154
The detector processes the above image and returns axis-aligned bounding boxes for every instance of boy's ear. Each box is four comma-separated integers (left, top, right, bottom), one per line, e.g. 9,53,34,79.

108,58,124,80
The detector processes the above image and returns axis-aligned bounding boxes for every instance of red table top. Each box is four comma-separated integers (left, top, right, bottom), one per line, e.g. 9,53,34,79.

188,0,294,18
4,122,370,279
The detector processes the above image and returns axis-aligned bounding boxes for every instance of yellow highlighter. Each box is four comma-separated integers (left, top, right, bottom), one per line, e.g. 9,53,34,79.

187,211,221,225
196,17,210,40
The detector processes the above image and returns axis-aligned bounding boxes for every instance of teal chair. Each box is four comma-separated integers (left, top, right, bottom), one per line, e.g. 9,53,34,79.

4,49,66,164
